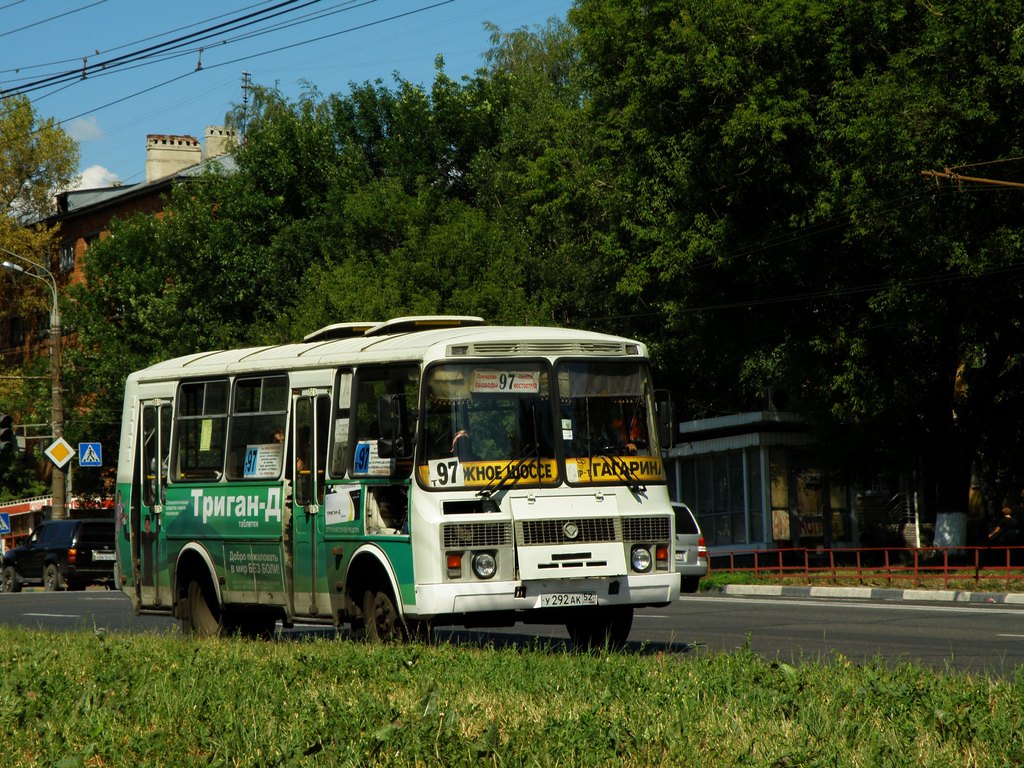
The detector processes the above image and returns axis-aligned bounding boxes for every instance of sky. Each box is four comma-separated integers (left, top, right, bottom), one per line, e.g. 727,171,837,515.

1,0,574,189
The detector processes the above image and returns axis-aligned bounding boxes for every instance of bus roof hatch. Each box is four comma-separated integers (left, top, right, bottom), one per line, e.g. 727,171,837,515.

303,322,378,342
364,316,485,337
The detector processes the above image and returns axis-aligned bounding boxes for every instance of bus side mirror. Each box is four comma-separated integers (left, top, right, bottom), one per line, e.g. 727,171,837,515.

655,393,676,450
377,394,411,459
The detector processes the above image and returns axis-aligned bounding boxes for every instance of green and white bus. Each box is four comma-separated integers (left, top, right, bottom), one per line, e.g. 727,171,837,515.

115,316,679,645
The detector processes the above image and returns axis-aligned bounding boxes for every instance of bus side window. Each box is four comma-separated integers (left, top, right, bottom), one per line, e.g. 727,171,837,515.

226,375,288,481
174,380,228,481
350,364,419,479
141,403,171,506
366,484,408,534
330,370,353,477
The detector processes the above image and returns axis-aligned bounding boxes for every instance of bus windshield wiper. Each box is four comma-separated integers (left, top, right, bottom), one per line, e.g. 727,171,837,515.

595,448,647,496
476,441,540,501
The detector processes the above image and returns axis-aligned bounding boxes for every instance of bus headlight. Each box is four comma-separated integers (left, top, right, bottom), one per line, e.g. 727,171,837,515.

472,552,497,579
631,545,652,573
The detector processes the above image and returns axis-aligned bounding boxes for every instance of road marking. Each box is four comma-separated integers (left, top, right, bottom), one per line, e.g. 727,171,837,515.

996,633,1024,639
24,613,80,618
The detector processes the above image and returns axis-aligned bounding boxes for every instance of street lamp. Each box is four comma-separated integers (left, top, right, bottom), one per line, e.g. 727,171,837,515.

1,246,66,520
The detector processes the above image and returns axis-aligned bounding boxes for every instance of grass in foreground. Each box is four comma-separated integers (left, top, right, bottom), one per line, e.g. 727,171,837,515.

1,626,1023,767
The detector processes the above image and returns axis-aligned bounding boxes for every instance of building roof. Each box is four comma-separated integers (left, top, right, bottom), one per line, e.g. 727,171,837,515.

46,153,238,223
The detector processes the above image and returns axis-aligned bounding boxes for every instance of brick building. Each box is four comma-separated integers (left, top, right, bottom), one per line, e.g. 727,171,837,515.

0,127,236,550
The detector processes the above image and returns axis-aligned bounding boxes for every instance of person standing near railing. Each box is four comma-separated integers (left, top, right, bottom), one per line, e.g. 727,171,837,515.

988,505,1020,545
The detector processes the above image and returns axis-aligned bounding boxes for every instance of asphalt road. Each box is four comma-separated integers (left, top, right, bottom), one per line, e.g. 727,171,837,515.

2,589,1022,676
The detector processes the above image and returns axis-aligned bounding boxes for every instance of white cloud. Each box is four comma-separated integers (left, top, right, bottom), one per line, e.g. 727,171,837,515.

73,165,121,190
65,115,104,142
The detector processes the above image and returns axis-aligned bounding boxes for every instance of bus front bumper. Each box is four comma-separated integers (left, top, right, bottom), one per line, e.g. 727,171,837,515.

408,572,679,620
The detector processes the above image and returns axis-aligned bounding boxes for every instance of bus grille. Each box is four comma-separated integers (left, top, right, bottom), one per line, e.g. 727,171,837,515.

622,516,671,541
517,518,618,545
442,522,512,548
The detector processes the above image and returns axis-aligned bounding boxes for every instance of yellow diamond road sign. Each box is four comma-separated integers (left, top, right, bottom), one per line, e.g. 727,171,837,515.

45,437,75,469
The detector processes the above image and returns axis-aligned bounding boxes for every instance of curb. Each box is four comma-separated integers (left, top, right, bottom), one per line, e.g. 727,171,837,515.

717,584,1024,605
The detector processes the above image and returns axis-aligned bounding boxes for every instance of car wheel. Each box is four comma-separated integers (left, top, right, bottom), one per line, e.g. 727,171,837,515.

680,576,701,594
44,563,63,591
2,565,21,593
184,577,224,637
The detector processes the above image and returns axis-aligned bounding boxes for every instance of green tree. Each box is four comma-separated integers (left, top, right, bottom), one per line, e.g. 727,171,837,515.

569,0,1024,517
1,95,78,499
0,94,79,223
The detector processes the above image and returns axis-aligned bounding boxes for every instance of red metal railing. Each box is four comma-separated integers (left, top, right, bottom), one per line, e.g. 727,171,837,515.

712,546,1024,589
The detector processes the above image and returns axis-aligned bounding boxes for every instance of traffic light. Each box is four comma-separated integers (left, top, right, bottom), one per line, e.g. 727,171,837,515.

0,413,14,455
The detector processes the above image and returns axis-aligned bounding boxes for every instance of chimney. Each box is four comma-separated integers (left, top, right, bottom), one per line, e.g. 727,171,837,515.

204,126,238,160
145,134,202,183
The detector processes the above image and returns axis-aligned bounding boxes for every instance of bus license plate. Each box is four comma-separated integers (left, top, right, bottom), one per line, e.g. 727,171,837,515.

539,592,597,608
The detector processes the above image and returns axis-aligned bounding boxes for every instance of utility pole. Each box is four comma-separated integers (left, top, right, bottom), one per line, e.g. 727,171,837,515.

1,246,65,520
240,71,252,139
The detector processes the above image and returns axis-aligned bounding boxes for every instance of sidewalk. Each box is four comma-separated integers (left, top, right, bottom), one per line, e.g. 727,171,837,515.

717,583,1024,605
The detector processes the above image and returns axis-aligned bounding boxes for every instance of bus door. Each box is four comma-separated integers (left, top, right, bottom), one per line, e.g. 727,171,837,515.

290,389,332,617
134,398,172,607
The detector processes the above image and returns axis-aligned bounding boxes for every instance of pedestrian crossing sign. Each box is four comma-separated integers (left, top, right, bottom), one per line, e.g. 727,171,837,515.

79,442,102,467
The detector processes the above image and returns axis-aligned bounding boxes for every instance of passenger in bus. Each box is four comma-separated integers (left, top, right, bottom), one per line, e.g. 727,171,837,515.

611,414,643,454
451,429,473,460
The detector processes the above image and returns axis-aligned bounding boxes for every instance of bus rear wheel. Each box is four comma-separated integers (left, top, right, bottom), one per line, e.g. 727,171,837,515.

566,606,634,651
184,577,224,637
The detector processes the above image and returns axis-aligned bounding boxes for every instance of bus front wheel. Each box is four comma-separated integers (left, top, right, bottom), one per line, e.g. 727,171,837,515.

361,583,404,643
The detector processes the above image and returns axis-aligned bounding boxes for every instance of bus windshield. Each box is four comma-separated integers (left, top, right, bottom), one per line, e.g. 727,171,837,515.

417,359,664,490
419,362,557,490
557,360,663,487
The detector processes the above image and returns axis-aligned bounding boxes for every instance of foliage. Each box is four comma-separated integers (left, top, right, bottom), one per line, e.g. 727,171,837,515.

0,454,47,502
1,95,76,499
1,627,1022,767
568,0,1024,508
0,94,79,223
57,2,1024,518
64,38,580,454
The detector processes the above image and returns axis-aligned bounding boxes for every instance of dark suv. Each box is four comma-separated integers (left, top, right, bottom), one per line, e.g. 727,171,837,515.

1,518,116,592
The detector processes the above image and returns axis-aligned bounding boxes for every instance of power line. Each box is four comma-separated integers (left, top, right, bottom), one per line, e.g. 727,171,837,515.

20,0,456,129
0,0,107,41
0,0,320,99
0,1,282,75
